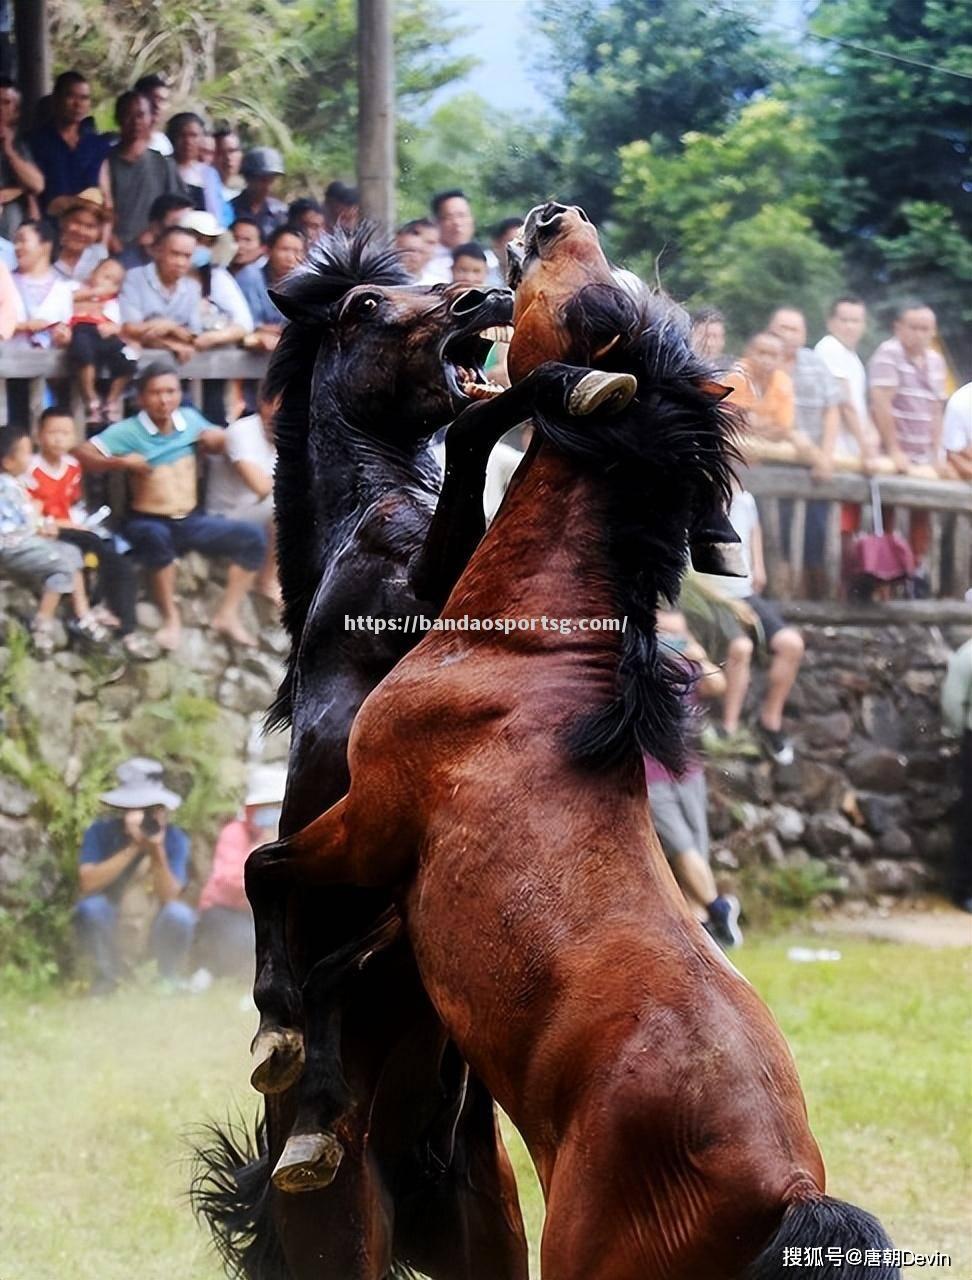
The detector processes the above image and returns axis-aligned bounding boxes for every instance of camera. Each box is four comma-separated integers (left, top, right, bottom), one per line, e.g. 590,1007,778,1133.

141,809,162,837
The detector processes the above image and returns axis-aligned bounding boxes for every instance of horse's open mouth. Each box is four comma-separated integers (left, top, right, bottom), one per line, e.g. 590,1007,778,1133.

442,325,515,403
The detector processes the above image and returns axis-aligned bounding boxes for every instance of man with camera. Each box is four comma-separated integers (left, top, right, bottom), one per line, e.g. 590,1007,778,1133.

73,757,196,993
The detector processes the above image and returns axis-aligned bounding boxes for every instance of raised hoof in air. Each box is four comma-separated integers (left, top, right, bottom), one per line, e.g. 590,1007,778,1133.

567,370,638,417
250,1027,305,1095
690,541,749,578
272,1131,345,1193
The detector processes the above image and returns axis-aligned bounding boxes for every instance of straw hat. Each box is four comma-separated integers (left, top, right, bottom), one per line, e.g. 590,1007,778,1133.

47,187,112,222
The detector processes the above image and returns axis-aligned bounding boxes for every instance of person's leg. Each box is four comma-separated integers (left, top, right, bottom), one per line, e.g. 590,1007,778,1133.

196,906,256,978
73,894,120,991
149,901,197,981
125,515,180,649
760,626,805,733
68,324,103,419
722,633,754,734
670,850,718,915
175,514,266,645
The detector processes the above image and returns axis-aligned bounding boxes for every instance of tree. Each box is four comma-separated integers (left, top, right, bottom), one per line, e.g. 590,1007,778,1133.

798,0,972,364
530,0,786,220
612,100,842,340
398,93,562,230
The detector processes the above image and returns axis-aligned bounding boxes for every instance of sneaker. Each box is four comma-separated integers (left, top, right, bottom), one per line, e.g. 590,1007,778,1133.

707,894,743,949
755,720,794,767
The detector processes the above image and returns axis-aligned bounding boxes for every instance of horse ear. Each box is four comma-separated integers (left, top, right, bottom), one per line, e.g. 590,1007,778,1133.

696,378,732,402
268,288,333,326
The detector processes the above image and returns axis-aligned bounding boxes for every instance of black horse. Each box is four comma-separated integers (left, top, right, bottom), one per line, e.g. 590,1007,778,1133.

192,226,631,1280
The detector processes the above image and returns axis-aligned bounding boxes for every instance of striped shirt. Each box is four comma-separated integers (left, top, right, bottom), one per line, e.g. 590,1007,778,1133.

867,338,946,465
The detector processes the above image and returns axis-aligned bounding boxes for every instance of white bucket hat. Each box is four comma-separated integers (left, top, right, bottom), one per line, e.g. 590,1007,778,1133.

99,777,182,810
245,764,288,807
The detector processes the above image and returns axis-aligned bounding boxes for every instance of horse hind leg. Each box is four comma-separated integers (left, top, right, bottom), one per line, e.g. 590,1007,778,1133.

393,1070,529,1280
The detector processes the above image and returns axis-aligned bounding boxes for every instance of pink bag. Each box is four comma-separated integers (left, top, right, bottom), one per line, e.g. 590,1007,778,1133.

849,479,915,592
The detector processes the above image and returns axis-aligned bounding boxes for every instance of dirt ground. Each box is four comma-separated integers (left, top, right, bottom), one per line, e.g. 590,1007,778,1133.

814,897,972,949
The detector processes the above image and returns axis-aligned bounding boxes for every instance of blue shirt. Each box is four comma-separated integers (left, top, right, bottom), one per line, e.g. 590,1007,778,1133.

29,123,111,211
91,406,211,465
235,263,284,327
80,816,190,904
120,263,202,333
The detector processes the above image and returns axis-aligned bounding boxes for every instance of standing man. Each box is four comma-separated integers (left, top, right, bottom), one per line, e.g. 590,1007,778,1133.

74,362,267,650
213,127,244,204
321,180,359,233
133,73,173,156
0,77,43,240
814,296,879,585
28,71,111,212
74,759,195,993
941,640,972,914
421,189,497,284
943,382,972,481
231,147,288,241
101,90,184,255
868,302,948,579
768,306,843,597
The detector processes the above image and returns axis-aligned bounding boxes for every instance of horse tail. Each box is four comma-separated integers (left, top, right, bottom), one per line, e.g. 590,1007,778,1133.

741,1192,900,1279
189,1113,290,1280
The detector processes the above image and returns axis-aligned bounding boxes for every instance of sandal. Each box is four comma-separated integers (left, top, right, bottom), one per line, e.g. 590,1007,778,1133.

76,611,113,646
30,617,56,657
121,632,159,661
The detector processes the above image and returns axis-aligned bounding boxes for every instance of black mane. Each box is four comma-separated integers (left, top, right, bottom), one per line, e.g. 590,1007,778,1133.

533,282,739,775
265,225,411,730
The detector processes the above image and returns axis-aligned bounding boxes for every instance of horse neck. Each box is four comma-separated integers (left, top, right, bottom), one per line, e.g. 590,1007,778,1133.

449,444,619,632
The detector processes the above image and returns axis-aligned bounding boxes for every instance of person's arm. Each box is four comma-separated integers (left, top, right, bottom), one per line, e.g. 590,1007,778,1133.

0,129,43,196
78,812,144,896
929,399,947,477
232,458,273,499
813,404,840,480
869,385,909,474
683,637,727,699
749,517,767,595
941,646,972,736
946,447,972,481
74,437,152,476
145,832,182,905
194,322,246,350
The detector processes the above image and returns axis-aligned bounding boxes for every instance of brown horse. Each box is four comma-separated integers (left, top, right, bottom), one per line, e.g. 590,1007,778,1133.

246,205,898,1279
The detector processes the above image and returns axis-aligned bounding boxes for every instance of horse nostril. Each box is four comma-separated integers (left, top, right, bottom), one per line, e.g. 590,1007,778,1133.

535,202,569,237
451,289,490,315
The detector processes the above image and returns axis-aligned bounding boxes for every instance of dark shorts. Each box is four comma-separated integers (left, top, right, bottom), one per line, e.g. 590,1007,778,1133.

745,594,787,646
124,511,267,571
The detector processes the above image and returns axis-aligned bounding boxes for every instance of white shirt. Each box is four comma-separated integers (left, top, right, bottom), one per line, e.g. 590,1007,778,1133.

419,244,500,287
814,333,868,455
206,413,276,520
696,489,760,600
484,441,525,522
149,130,173,157
943,382,972,455
203,266,254,332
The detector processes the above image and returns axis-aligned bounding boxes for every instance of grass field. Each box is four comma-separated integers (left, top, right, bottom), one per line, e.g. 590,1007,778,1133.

0,934,969,1279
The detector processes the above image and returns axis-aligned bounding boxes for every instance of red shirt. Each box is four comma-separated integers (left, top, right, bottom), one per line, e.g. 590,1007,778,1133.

199,818,255,913
26,453,82,521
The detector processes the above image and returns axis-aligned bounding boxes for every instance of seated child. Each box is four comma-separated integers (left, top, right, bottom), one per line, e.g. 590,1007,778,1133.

0,425,111,655
25,408,149,657
66,258,137,427
644,607,743,948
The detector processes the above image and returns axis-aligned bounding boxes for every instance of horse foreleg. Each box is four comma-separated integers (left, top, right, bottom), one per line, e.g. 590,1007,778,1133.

246,796,364,1096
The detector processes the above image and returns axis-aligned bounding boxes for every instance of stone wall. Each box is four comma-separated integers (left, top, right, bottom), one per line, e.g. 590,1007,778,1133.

0,554,289,916
0,558,968,925
706,618,970,902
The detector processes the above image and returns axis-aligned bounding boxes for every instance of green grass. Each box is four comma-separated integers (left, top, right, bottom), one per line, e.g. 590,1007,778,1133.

0,937,968,1279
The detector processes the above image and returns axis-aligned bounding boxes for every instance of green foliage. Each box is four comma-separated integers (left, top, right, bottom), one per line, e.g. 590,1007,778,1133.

123,686,244,846
614,102,843,341
797,0,972,364
0,625,116,985
737,857,845,931
531,0,787,219
398,94,561,229
0,624,243,984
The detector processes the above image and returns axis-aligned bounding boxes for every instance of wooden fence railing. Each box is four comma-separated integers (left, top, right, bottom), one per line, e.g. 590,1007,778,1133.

0,348,271,426
743,463,972,601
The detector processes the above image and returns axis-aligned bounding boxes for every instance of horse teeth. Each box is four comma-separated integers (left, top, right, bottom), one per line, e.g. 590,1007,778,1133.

478,325,515,343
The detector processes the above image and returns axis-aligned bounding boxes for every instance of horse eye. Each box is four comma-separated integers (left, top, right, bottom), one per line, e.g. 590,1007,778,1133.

360,295,380,315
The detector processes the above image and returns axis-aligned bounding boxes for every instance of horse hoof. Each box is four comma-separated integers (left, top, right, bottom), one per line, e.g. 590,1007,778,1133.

568,370,637,417
250,1027,305,1094
271,1131,344,1193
